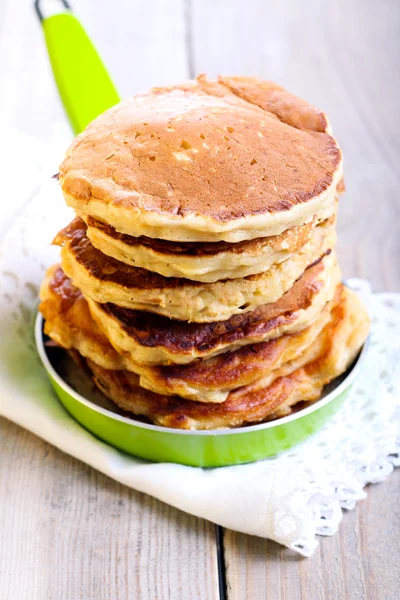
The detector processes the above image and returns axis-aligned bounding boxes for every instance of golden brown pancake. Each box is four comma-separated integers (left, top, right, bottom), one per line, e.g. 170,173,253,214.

86,251,340,365
137,299,334,402
40,264,337,402
56,216,337,322
86,286,369,429
40,265,129,372
59,75,342,243
85,202,336,283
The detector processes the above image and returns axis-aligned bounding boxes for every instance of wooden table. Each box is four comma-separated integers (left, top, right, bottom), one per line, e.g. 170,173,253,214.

1,1,399,598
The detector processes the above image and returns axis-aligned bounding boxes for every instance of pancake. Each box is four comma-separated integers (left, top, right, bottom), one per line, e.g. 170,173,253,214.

56,215,336,322
59,75,342,243
40,264,337,402
136,299,334,402
87,286,370,429
87,252,341,365
40,265,129,372
85,202,336,283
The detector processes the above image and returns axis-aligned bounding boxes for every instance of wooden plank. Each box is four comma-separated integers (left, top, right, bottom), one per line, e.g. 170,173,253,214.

0,418,220,600
190,0,400,292
75,0,189,97
223,469,400,600
0,0,188,141
1,0,398,598
189,0,400,595
0,0,65,140
0,2,220,598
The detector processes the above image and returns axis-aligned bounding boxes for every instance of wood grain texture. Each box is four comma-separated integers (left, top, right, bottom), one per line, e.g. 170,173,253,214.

189,0,400,596
190,0,400,293
223,469,400,600
0,0,188,139
0,0,399,598
0,418,220,600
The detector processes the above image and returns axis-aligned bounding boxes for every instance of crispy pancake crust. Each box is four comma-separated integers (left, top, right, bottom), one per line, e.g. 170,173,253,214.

85,202,336,283
139,299,334,401
87,287,370,429
40,264,338,402
87,252,340,365
39,266,128,372
60,75,342,242
57,216,336,322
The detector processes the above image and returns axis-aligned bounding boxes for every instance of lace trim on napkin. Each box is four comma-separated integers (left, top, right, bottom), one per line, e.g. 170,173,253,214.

0,186,399,557
271,282,400,555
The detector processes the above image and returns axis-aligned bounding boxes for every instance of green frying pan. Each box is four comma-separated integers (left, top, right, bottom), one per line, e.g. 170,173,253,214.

34,4,367,466
35,313,368,467
35,0,120,134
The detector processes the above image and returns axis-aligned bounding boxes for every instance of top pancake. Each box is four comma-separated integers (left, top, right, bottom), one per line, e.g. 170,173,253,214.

59,75,343,242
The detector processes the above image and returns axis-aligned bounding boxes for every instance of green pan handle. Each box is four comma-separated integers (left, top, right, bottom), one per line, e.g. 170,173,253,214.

42,12,120,134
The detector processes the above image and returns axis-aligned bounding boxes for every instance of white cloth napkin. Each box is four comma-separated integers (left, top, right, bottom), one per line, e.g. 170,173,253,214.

0,129,399,556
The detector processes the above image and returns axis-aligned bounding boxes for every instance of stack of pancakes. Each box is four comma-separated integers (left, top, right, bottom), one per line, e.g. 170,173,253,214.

40,75,369,430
